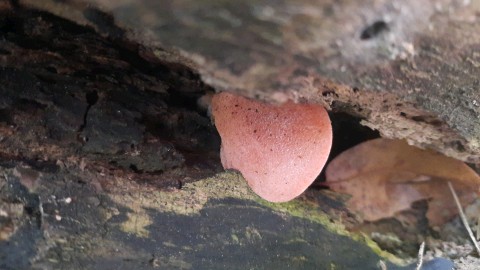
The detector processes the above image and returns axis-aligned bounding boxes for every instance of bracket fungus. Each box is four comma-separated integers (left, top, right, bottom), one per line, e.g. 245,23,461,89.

211,92,332,202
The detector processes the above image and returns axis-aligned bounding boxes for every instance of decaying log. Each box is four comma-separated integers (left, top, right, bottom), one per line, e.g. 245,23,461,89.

0,3,413,269
24,0,480,165
2,0,478,268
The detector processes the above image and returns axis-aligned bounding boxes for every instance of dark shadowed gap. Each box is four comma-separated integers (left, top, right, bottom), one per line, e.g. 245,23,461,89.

313,112,380,185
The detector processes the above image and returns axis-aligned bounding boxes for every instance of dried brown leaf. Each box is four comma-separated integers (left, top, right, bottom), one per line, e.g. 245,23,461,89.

325,138,480,226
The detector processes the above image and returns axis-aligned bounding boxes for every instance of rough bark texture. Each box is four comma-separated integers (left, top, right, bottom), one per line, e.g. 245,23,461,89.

25,0,480,164
0,3,411,270
0,0,477,269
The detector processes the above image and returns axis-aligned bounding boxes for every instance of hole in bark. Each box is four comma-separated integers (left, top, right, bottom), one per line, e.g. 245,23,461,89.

360,21,389,40
451,141,466,152
322,90,337,97
129,164,141,173
409,115,443,127
329,112,381,160
24,206,35,215
313,112,380,185
86,90,99,106
177,180,183,189
78,90,98,132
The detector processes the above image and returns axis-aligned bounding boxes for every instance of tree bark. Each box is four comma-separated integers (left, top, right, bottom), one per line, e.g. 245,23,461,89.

25,0,480,164
0,3,408,269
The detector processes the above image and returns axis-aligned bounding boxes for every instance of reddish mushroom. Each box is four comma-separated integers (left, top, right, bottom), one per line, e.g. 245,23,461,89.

211,92,332,202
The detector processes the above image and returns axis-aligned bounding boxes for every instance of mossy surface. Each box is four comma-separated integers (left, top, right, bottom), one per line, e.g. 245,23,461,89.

108,171,403,268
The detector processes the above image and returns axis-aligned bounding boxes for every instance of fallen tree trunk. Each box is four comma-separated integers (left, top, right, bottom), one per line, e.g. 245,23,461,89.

25,0,480,165
1,0,478,269
0,2,404,269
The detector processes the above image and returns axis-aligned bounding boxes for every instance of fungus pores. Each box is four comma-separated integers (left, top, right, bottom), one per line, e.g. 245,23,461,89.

211,92,332,202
